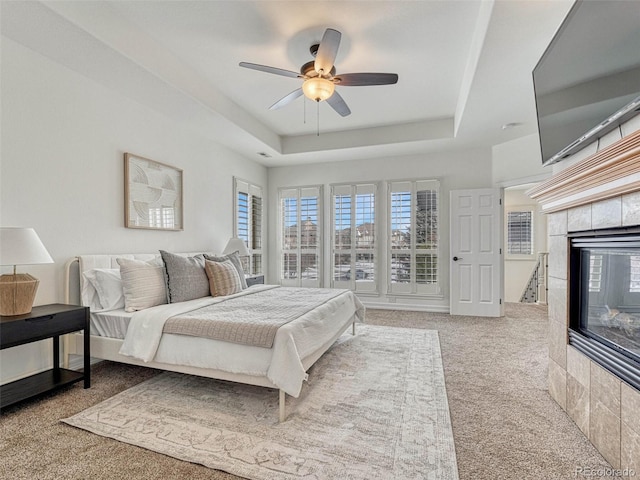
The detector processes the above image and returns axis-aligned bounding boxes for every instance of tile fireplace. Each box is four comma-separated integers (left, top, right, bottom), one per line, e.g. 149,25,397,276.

529,126,640,470
569,229,640,391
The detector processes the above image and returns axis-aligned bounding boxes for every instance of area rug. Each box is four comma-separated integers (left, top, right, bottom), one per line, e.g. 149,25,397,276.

62,325,459,480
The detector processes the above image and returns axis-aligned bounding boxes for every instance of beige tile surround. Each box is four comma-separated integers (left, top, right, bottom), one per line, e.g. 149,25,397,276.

530,129,640,470
545,196,640,470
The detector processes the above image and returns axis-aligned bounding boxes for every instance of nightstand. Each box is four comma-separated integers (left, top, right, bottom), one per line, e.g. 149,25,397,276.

0,304,90,410
245,275,265,287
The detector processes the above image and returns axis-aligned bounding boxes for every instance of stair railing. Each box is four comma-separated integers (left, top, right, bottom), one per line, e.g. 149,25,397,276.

520,252,548,304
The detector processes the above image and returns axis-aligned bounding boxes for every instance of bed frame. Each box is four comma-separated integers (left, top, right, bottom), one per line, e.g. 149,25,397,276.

64,255,356,422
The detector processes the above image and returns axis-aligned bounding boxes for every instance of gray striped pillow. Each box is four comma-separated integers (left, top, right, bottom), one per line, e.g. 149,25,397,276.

204,259,242,297
203,252,247,289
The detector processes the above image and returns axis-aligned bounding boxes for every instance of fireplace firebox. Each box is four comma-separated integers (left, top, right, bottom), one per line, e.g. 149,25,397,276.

569,228,640,390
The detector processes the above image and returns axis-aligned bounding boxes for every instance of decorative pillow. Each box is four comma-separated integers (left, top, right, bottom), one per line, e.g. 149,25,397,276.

159,250,210,303
204,259,242,297
204,252,248,289
83,268,125,311
116,257,167,312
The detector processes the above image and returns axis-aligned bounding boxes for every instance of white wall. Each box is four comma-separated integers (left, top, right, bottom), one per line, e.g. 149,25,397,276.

267,149,494,310
0,39,267,383
492,133,550,187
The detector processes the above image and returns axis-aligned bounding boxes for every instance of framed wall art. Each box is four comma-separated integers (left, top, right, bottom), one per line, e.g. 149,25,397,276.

124,153,183,230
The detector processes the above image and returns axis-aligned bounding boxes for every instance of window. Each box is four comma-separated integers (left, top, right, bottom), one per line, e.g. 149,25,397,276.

279,186,322,287
630,255,640,293
588,253,603,293
331,183,377,292
234,178,263,275
388,179,440,295
507,210,533,256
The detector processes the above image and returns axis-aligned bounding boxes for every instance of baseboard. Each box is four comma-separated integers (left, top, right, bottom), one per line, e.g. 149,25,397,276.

361,301,450,313
68,355,103,371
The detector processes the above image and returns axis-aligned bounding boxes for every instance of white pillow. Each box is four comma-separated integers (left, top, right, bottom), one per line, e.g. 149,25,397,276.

116,257,167,312
83,268,125,311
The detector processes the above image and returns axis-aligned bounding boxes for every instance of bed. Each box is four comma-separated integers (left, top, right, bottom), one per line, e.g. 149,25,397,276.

64,253,365,421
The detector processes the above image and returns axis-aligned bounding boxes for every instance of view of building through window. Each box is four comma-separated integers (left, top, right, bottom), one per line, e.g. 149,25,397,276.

278,181,439,294
332,184,376,291
280,187,322,285
389,180,439,292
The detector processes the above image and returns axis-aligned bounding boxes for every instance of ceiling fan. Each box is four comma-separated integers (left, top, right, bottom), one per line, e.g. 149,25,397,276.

239,28,398,117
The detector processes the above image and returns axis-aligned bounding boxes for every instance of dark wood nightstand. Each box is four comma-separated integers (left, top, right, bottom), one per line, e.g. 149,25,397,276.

245,275,265,287
0,303,90,410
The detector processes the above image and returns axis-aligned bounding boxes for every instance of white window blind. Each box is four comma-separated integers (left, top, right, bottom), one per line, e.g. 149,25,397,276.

507,211,533,255
388,179,440,295
331,183,377,292
279,186,322,287
234,178,263,275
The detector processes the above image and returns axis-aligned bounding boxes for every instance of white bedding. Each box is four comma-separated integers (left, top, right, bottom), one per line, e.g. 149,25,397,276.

90,308,274,377
95,284,364,397
75,253,365,399
90,309,133,339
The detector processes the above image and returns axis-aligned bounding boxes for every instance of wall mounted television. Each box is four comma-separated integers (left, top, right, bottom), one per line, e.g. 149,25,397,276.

533,0,640,167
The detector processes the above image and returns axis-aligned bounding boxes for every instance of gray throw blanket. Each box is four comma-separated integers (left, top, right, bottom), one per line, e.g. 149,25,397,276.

163,287,348,348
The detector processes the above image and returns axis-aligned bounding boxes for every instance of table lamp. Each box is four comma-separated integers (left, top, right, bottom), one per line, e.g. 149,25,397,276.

0,227,54,316
223,237,251,273
222,237,251,257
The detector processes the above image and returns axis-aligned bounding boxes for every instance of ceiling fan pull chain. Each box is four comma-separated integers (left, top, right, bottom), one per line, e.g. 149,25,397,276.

317,101,320,136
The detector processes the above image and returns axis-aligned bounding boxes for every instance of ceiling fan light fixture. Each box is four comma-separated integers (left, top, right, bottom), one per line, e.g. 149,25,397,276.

302,77,335,102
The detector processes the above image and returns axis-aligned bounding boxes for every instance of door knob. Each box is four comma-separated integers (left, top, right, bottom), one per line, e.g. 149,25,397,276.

452,256,462,261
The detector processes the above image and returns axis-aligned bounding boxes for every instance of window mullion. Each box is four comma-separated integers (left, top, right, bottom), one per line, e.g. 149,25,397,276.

350,187,357,290
297,191,302,279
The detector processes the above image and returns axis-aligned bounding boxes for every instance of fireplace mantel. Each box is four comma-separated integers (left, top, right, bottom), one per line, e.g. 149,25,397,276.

529,129,640,213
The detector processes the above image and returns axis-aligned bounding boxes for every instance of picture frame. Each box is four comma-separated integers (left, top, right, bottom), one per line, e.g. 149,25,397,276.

124,153,183,231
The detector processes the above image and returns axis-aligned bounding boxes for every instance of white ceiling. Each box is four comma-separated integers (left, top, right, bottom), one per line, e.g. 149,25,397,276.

1,0,575,167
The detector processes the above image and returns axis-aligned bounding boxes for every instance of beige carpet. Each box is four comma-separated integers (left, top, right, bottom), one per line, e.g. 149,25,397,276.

0,304,611,479
62,325,458,480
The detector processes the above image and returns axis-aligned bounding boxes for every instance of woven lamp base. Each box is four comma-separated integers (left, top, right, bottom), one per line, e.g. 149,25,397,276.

0,273,39,316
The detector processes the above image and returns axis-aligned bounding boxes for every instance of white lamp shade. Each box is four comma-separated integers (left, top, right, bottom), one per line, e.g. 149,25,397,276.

0,227,54,266
222,237,250,257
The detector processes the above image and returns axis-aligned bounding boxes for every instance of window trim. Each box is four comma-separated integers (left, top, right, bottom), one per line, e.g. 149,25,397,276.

330,182,378,293
505,206,535,260
233,177,264,275
278,185,323,287
387,179,441,296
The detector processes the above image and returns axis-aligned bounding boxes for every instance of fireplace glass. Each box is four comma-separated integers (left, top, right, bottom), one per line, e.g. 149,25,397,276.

570,233,640,378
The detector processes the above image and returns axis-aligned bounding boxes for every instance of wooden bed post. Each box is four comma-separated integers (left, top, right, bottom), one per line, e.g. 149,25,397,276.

279,390,286,422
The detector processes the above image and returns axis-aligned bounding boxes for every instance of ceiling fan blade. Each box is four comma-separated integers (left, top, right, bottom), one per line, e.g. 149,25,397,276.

326,91,351,117
314,28,341,75
334,73,399,86
239,62,301,79
269,88,304,110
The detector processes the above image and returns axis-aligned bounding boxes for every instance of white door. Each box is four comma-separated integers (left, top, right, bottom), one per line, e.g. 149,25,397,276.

450,189,503,317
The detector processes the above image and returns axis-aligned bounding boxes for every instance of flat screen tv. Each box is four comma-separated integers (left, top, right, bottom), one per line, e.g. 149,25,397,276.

533,0,640,166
